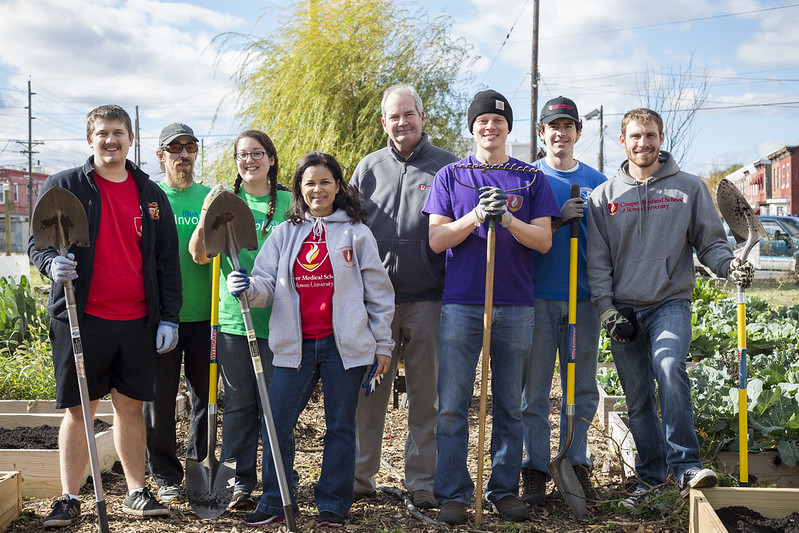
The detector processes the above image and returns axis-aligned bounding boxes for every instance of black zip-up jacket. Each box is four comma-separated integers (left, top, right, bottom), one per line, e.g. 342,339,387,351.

28,157,182,326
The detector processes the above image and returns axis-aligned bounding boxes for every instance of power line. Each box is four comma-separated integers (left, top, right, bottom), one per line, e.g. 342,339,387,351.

479,0,530,85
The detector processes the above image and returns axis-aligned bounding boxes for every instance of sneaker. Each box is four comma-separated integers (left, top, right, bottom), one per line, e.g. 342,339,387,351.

437,501,467,525
679,468,718,497
618,484,659,509
122,487,171,517
492,495,530,522
574,465,600,502
229,488,254,509
521,468,547,506
157,484,182,502
42,495,81,528
241,510,289,526
316,511,345,528
411,489,439,510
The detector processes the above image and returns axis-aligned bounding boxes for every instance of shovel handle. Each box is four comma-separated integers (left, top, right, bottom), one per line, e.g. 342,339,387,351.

737,285,748,484
566,184,580,405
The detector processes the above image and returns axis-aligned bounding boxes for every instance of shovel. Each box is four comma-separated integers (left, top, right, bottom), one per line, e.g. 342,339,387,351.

547,183,586,518
203,191,297,531
31,186,109,533
716,178,767,485
186,255,237,518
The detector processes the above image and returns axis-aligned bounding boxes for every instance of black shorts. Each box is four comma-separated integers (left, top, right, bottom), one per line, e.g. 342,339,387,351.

50,314,156,409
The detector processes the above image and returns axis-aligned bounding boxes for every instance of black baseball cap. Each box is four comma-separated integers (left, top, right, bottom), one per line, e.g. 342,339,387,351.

159,123,198,146
540,96,580,124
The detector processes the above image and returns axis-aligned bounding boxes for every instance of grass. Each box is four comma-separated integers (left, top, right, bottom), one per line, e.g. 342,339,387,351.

740,277,799,308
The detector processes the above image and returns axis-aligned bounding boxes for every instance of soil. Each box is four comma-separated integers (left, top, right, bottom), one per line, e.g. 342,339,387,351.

0,420,111,449
8,373,690,532
716,506,799,533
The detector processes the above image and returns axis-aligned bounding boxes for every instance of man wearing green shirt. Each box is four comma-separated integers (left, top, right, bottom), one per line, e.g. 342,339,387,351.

143,123,212,502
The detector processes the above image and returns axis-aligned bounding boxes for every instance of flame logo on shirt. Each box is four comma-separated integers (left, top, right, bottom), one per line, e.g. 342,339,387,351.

299,243,327,271
607,202,619,216
342,247,353,265
134,216,143,236
507,194,522,212
148,202,159,220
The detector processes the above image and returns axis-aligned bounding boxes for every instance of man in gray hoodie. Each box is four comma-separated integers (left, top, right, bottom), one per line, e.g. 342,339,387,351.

351,84,458,509
586,108,753,504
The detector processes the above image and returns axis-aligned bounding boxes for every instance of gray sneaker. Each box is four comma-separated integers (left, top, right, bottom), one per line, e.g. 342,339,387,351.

122,487,171,517
157,484,182,502
679,468,717,497
42,495,81,528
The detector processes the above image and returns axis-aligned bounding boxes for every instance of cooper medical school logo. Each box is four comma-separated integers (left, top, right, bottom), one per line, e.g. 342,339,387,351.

608,195,685,216
298,243,327,272
607,202,620,216
507,194,523,212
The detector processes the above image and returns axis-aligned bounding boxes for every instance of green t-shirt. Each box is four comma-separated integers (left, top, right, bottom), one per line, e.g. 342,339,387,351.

218,188,292,339
158,181,212,323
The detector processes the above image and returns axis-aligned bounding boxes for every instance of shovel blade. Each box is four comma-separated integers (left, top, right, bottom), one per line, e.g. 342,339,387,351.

185,456,237,519
31,186,90,253
547,456,586,519
203,191,257,259
716,179,767,244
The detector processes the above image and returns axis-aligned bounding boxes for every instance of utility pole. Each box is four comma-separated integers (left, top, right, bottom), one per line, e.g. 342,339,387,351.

26,79,35,222
585,106,605,173
529,0,539,163
4,183,11,256
135,105,141,167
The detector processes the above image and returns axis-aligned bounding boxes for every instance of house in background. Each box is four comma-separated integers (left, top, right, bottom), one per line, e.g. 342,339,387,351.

0,167,49,253
725,146,797,216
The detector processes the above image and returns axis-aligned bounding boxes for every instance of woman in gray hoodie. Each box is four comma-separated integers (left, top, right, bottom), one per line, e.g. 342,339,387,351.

227,151,395,528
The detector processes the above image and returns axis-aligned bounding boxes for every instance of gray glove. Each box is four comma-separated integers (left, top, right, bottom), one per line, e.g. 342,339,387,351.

51,253,78,283
560,196,584,223
156,321,179,354
472,186,513,228
726,258,755,289
600,308,635,343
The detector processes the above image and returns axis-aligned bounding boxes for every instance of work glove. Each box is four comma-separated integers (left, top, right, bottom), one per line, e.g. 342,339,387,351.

600,307,636,343
726,258,755,289
471,186,513,228
202,184,226,211
51,253,78,283
560,196,584,224
362,361,383,397
155,321,179,354
226,268,250,297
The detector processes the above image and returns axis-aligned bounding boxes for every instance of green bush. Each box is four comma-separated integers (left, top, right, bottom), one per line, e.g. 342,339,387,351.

0,275,49,350
0,321,55,399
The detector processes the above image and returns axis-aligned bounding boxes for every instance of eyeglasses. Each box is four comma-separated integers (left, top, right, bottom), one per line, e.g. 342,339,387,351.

234,151,267,161
162,142,198,154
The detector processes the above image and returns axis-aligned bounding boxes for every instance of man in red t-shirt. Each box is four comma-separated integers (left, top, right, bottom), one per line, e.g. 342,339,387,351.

29,105,181,527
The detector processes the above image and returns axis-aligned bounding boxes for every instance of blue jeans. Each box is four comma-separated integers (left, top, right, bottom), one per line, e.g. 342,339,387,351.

434,304,534,504
256,335,366,517
610,299,702,487
521,299,600,475
217,332,275,492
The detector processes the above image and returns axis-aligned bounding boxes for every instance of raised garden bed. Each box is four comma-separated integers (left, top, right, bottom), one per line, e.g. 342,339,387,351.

0,413,116,498
716,451,799,488
0,394,188,418
596,381,625,429
607,410,636,478
689,486,799,532
0,471,21,533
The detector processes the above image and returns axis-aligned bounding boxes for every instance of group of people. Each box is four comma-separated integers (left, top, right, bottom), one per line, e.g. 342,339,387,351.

29,84,754,529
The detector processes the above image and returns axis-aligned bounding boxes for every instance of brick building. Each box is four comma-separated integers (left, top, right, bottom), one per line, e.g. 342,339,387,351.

0,167,49,253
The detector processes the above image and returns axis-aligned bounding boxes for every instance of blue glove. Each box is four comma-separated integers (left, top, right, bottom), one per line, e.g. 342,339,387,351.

156,321,179,354
362,361,383,397
226,268,250,297
51,253,78,283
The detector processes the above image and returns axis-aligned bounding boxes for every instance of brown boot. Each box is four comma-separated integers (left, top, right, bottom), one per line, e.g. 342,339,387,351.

520,469,546,506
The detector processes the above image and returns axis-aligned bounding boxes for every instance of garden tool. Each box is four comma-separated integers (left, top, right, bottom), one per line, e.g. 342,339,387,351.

547,183,586,518
203,191,297,531
31,186,109,533
452,163,539,528
716,178,767,485
186,255,237,518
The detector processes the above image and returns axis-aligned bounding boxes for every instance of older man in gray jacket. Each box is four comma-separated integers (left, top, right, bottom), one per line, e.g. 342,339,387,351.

351,84,458,509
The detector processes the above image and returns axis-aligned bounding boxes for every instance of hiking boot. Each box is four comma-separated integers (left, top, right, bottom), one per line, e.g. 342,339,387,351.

521,468,547,506
411,489,439,509
437,501,467,525
42,495,81,528
316,511,345,528
574,464,599,502
122,488,170,517
229,488,254,509
242,510,293,526
157,484,182,502
492,495,530,522
679,468,717,497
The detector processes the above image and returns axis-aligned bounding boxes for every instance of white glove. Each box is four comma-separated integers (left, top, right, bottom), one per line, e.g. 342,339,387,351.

156,321,179,354
362,361,383,397
227,268,250,297
51,253,78,283
202,184,226,211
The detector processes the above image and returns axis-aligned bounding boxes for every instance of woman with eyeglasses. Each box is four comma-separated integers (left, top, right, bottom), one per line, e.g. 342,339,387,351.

189,129,292,509
226,151,395,528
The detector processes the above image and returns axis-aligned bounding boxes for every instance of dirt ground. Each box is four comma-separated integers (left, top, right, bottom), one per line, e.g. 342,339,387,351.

8,371,689,533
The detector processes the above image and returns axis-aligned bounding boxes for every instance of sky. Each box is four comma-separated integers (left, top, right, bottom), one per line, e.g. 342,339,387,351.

1,0,798,180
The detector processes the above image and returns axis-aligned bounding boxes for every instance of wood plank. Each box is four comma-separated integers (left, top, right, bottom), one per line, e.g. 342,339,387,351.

689,491,728,533
0,471,22,533
717,451,799,488
0,395,187,418
607,411,636,477
596,383,625,429
0,413,114,428
699,486,799,519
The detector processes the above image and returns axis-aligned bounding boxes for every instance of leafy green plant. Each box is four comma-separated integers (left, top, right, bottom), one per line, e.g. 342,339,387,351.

597,367,624,396
0,275,49,350
0,321,56,399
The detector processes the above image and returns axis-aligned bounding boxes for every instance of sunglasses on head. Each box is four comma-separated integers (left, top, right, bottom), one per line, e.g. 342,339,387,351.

162,142,199,154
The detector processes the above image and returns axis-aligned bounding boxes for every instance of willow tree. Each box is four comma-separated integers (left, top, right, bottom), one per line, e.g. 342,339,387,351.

213,0,472,185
